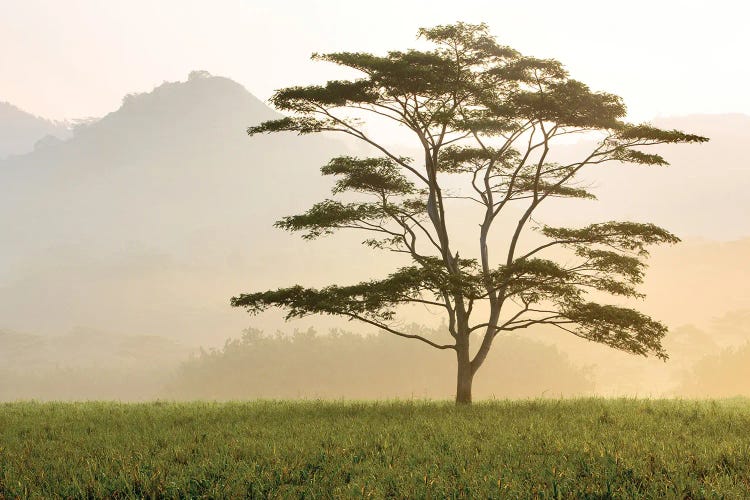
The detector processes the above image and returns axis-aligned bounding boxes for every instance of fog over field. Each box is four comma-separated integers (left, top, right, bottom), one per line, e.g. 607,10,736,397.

0,70,747,401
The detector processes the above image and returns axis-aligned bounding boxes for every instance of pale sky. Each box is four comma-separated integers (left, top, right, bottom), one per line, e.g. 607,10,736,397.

1,0,748,122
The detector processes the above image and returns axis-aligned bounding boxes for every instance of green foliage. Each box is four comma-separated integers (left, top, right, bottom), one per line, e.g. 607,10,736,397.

274,200,383,239
513,177,597,200
322,156,415,195
2,400,750,497
510,79,626,128
611,148,669,166
438,146,521,173
615,123,709,143
247,116,330,135
563,303,669,359
271,80,379,112
311,50,457,97
232,260,482,326
539,221,681,256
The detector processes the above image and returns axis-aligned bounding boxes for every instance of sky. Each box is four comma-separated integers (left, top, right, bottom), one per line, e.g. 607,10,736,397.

2,0,749,123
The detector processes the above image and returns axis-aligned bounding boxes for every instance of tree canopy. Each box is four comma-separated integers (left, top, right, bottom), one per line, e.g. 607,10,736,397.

232,22,708,403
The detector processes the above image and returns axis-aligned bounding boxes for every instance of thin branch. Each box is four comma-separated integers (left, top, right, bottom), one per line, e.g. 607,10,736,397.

343,312,456,350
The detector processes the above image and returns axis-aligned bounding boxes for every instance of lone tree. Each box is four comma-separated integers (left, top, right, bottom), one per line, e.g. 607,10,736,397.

232,23,707,404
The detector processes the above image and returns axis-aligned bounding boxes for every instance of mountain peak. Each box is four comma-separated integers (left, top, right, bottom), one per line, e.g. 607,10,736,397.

116,71,275,121
61,71,281,153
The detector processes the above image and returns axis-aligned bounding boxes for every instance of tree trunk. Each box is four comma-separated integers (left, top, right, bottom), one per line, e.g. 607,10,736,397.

455,340,473,405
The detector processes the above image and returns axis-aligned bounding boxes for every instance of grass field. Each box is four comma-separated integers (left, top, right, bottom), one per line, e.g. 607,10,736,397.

1,399,749,498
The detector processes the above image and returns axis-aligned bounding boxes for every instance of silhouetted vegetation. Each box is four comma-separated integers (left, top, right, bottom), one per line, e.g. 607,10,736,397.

166,326,592,399
673,311,750,397
677,344,750,397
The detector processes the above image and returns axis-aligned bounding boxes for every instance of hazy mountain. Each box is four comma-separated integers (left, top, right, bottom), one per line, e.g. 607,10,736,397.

0,71,351,343
0,101,71,159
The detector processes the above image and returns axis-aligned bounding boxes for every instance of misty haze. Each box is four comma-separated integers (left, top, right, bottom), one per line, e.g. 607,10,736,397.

2,4,750,496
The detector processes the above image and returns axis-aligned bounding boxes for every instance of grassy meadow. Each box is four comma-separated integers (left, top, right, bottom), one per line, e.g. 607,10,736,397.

1,399,750,498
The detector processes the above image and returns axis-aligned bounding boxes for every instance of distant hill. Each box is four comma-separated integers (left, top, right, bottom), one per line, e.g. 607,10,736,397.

0,101,71,159
0,71,350,343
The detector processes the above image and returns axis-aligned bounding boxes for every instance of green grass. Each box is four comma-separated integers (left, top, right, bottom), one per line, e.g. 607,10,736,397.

1,399,749,498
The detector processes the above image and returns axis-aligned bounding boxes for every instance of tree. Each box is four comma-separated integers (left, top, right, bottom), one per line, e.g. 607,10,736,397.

231,23,708,404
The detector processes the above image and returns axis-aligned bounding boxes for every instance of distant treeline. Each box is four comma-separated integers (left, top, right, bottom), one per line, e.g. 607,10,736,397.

3,314,750,401
165,326,594,400
677,342,750,397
